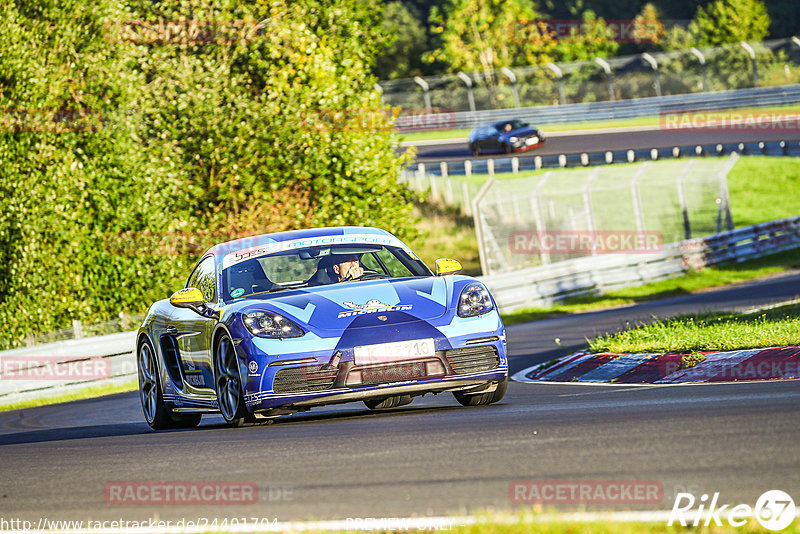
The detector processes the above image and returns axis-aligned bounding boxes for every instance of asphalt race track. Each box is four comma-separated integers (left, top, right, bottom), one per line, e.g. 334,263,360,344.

1,272,799,524
410,128,800,162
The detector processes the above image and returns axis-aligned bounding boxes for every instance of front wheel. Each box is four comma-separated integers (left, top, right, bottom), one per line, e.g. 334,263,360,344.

453,377,507,406
470,144,481,156
138,337,201,430
214,334,255,426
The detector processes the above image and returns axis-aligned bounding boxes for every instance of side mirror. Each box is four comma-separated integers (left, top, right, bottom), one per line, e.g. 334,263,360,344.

169,287,206,315
435,258,462,276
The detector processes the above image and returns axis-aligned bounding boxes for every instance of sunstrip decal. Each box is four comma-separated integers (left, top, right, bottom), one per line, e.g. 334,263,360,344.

222,233,406,269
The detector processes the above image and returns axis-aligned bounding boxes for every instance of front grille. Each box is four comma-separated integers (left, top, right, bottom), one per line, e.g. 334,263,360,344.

273,365,337,394
445,345,500,375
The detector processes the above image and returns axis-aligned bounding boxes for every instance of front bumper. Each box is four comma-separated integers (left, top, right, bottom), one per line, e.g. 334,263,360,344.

244,342,508,412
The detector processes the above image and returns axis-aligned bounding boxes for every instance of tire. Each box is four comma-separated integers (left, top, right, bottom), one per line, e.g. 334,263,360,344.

503,143,514,154
470,144,481,156
453,376,508,407
214,333,255,426
364,395,413,410
137,337,202,430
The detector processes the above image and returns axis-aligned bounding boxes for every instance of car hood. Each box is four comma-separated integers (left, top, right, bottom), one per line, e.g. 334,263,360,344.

500,126,539,140
229,276,453,331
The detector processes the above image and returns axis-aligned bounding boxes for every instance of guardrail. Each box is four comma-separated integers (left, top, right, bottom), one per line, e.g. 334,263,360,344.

479,215,800,312
0,331,137,406
399,84,800,132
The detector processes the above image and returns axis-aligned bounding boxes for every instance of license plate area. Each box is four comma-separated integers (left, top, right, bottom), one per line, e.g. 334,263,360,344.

354,338,435,365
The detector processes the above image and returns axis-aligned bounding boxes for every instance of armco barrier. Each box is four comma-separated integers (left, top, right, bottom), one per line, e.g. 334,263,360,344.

479,216,800,312
403,84,800,132
0,331,137,406
1,216,798,405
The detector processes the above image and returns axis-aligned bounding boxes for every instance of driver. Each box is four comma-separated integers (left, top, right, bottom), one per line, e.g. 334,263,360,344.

332,254,364,282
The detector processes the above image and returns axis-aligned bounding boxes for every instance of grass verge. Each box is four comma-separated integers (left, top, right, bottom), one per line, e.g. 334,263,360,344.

397,102,800,143
588,302,800,354
500,248,800,325
0,379,138,412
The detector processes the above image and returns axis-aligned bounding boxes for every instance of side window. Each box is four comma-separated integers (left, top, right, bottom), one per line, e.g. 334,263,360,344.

187,256,216,303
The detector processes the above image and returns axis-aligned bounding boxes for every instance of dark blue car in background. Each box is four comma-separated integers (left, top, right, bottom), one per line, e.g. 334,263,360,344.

468,119,545,156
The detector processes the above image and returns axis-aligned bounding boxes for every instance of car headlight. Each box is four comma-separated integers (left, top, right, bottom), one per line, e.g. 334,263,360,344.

509,136,519,143
243,311,305,338
458,284,494,317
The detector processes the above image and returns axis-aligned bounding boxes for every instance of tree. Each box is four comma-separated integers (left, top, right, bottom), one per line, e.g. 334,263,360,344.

374,2,429,79
426,0,556,78
691,0,770,46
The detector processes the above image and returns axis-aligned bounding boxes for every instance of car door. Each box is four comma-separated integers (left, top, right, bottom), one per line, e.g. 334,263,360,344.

170,255,217,390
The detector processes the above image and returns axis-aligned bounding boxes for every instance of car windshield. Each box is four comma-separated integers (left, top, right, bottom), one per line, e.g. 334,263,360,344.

222,244,431,300
499,120,528,131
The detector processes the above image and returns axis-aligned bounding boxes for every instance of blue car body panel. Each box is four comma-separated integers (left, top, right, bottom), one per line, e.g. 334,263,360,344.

137,227,508,416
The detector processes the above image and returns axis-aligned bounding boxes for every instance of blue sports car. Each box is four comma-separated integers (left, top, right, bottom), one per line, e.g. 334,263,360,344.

136,227,508,429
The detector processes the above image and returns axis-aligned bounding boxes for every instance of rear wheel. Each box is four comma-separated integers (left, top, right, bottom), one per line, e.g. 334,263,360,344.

470,144,481,156
364,395,413,410
138,337,201,430
214,333,255,426
453,377,508,407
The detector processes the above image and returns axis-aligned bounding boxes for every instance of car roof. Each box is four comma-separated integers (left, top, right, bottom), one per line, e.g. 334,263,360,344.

205,226,404,261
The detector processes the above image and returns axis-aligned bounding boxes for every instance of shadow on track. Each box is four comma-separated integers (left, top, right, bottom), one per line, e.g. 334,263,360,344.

0,422,155,446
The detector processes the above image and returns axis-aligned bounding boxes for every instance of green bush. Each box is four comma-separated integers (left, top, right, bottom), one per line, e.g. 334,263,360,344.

0,0,415,349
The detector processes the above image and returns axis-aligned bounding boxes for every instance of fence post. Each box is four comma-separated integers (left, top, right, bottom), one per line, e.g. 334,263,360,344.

413,76,432,113
594,57,615,101
472,178,496,276
511,157,519,174
72,320,83,339
690,47,709,92
583,168,602,254
464,159,472,178
642,53,661,97
462,182,472,216
631,162,650,234
456,72,476,113
740,42,758,88
415,163,425,193
546,63,566,105
445,177,454,205
533,171,553,265
717,153,738,232
676,160,696,240
501,67,521,108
